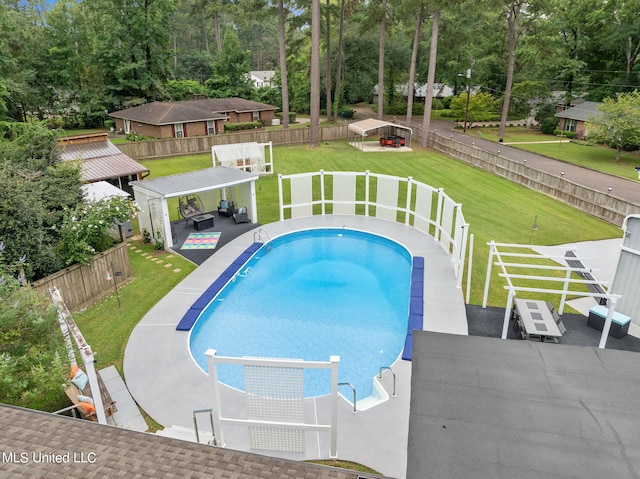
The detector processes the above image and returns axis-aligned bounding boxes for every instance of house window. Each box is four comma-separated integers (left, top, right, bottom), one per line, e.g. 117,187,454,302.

252,111,260,122
123,119,131,134
563,119,576,132
207,120,216,135
174,123,184,138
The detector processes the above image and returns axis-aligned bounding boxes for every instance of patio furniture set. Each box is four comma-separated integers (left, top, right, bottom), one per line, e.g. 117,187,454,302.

178,195,249,231
512,298,632,343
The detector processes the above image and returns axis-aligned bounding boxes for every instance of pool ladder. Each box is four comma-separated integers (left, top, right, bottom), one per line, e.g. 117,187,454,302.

338,382,357,413
377,366,397,398
193,408,218,446
253,228,272,251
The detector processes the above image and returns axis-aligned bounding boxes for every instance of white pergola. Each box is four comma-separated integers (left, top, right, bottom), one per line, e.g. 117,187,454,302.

347,118,413,151
483,241,622,349
130,167,259,248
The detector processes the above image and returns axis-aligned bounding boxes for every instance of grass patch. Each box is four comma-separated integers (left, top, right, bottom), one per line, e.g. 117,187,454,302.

73,241,196,373
464,126,640,181
58,128,108,137
307,459,380,474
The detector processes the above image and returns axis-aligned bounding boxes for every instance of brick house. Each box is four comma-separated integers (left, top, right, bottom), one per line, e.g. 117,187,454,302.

554,100,602,139
109,98,278,139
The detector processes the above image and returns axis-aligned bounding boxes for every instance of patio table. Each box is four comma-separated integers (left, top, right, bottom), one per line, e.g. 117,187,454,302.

514,298,562,343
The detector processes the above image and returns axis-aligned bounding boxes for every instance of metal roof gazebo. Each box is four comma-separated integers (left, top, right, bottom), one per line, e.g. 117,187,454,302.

347,118,413,151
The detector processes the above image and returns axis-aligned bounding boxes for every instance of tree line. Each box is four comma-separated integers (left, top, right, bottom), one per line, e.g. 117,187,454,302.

1,0,639,130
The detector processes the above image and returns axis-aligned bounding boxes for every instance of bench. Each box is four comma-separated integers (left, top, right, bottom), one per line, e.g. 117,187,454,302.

65,368,117,421
587,305,631,339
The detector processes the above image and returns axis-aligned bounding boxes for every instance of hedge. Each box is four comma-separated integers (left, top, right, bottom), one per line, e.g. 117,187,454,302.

224,121,262,132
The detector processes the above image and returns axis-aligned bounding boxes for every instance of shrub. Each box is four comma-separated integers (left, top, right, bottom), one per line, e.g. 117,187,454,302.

553,129,575,139
57,196,140,266
224,121,262,132
431,99,445,110
338,109,355,119
540,117,558,134
275,112,297,122
126,132,153,141
0,245,68,412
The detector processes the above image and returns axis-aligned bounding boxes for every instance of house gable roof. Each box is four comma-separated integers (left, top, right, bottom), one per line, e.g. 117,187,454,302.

555,101,603,121
58,134,149,182
110,98,277,125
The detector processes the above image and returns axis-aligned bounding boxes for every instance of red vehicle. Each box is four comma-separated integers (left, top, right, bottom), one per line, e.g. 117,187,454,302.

379,135,405,147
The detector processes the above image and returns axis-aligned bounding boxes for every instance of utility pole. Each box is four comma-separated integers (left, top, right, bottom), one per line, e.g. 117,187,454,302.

463,66,472,133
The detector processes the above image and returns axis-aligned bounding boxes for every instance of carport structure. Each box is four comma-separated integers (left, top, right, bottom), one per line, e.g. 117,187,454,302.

347,118,413,151
130,167,258,249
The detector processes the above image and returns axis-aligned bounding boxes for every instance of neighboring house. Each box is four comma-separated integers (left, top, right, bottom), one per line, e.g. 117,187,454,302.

372,83,457,104
554,100,602,139
250,70,276,88
109,98,278,139
58,132,149,196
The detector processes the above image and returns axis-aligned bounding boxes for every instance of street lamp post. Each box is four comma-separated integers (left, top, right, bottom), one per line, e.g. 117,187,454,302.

463,67,472,133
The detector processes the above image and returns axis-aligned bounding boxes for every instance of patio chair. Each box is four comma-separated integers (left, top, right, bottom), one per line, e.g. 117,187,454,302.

233,205,249,224
178,194,204,227
218,200,235,217
547,300,566,334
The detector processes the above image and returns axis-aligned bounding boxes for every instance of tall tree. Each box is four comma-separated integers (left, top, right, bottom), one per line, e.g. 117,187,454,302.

377,0,387,119
420,9,439,147
205,29,254,98
278,0,290,129
587,90,640,160
310,0,321,146
406,1,426,125
331,0,346,121
498,0,525,142
325,0,332,121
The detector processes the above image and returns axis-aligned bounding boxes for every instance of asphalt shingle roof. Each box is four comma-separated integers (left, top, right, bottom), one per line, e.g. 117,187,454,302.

0,404,385,479
555,101,603,121
110,98,277,125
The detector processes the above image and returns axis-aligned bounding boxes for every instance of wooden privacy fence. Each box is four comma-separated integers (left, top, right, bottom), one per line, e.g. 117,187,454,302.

428,132,640,227
117,125,348,159
33,243,131,312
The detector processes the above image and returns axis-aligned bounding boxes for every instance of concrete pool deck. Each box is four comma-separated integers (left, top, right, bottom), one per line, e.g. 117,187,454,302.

123,215,467,478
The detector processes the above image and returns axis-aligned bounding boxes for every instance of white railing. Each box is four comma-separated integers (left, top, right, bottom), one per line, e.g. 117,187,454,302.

277,170,469,285
205,350,340,458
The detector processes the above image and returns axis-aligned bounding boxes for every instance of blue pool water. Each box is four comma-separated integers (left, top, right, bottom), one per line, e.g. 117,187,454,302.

189,228,411,399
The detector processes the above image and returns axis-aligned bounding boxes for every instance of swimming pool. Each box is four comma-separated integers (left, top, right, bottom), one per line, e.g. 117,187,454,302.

189,228,412,401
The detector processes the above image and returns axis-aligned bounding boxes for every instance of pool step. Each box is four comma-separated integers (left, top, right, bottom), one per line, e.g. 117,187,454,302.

176,242,264,331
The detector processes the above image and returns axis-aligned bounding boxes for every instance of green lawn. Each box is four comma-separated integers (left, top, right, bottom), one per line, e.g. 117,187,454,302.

464,126,640,180
74,243,196,372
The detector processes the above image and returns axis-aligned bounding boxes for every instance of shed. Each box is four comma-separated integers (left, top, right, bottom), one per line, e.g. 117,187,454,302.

130,167,258,248
347,118,413,151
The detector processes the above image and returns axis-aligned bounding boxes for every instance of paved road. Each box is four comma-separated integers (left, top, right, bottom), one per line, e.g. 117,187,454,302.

429,119,640,204
350,106,640,206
